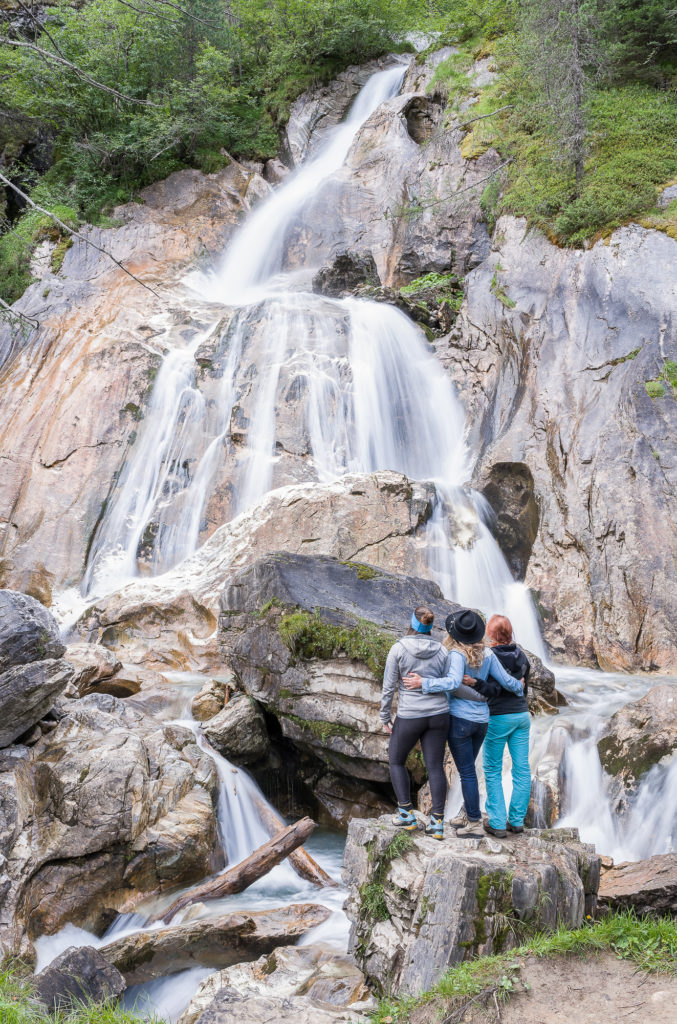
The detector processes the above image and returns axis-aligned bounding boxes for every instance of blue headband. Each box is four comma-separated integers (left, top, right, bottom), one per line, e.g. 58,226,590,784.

411,612,432,634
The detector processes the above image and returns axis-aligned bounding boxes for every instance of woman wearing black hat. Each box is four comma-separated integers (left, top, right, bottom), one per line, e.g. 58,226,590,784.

403,608,524,838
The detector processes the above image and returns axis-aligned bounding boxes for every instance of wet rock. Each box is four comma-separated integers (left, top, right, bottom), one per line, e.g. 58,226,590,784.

481,463,539,582
312,252,379,297
343,817,600,997
0,159,265,594
77,472,437,672
220,554,554,784
64,642,122,694
203,692,268,765
0,694,219,955
192,678,231,721
314,773,391,829
597,685,677,789
179,943,374,1024
264,159,290,184
598,854,677,916
458,217,677,671
0,589,64,672
99,904,331,984
33,945,125,1011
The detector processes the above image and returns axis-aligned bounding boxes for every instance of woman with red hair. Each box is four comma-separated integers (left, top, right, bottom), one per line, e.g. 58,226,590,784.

476,614,532,835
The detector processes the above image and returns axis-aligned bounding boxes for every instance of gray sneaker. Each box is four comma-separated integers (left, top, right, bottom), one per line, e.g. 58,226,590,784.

456,818,484,837
449,810,468,829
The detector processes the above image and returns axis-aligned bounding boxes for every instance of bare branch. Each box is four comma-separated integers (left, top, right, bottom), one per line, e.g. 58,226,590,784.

0,296,40,330
456,104,514,130
409,159,512,213
145,0,225,29
0,172,162,299
0,38,158,106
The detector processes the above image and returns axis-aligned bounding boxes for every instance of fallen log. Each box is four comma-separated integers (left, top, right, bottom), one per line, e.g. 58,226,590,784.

252,794,338,888
151,816,316,925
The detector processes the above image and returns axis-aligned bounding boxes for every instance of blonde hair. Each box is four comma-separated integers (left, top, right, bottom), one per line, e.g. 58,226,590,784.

443,635,485,668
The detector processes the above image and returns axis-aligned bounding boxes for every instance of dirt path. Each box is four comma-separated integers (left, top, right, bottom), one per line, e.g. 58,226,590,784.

411,953,677,1024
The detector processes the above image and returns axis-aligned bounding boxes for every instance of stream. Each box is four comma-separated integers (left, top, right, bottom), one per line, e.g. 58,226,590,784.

39,56,677,1022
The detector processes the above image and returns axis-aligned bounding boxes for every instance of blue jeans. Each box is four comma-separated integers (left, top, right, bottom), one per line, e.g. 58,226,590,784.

483,712,532,829
447,715,488,821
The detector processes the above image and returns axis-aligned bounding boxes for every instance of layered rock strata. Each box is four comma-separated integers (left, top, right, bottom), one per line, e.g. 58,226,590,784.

343,817,600,997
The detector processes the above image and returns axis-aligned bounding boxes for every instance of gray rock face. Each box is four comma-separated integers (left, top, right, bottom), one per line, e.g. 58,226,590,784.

203,692,268,765
598,854,677,916
220,554,558,783
343,817,600,997
312,251,379,297
596,685,677,790
33,944,125,1011
0,694,219,956
0,591,72,748
0,589,64,672
449,217,677,670
179,943,374,1024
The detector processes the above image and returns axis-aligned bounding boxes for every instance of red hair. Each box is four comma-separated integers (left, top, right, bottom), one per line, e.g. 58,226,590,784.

487,614,513,645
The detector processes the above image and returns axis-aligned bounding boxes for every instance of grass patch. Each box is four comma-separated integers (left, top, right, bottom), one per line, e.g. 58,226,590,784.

0,202,77,304
369,910,677,1023
645,359,677,399
359,832,417,927
0,960,160,1024
340,561,383,581
278,610,393,677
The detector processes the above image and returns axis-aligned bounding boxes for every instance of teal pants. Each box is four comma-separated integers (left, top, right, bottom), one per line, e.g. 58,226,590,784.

482,712,531,829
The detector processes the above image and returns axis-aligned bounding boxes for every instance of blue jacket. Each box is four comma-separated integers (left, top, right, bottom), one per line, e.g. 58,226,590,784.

422,649,524,723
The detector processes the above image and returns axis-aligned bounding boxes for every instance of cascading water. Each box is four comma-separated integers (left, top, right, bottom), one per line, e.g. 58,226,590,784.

80,62,544,656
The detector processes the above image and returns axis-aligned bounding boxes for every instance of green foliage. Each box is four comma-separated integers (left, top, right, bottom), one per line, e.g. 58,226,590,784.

0,960,160,1024
359,831,416,926
340,561,383,580
0,196,78,304
370,910,677,1023
645,360,677,399
278,611,393,677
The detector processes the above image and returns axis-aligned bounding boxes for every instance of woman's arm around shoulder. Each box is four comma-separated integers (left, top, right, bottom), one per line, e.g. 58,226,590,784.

420,649,465,693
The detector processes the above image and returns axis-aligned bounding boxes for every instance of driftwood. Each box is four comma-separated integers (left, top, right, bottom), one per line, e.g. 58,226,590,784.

152,816,316,925
252,794,338,888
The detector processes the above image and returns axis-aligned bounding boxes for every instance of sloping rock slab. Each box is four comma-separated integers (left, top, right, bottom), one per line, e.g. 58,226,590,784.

220,554,556,782
597,685,677,789
180,943,374,1024
33,944,125,1010
343,817,600,997
598,854,677,916
99,904,331,984
203,692,268,765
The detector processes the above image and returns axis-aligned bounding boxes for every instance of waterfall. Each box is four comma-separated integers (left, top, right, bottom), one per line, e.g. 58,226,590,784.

78,60,545,653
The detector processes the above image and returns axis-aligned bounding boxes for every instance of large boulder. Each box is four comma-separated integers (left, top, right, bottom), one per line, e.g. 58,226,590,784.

203,692,268,765
77,472,437,672
598,854,677,917
597,685,677,790
0,694,219,956
220,554,557,783
98,904,331,984
0,590,72,748
343,817,600,997
33,945,125,1011
179,943,374,1024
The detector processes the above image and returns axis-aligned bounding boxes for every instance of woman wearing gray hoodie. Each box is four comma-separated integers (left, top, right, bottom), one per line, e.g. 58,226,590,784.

380,606,483,840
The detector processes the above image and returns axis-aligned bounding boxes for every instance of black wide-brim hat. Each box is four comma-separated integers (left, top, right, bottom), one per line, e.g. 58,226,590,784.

445,608,486,645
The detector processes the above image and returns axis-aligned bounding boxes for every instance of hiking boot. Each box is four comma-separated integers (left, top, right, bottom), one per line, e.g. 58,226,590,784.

484,823,507,838
449,809,468,829
507,822,524,834
456,818,484,838
392,807,418,831
424,814,444,841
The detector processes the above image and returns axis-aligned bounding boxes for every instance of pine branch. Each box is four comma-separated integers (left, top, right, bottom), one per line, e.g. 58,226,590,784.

0,172,162,299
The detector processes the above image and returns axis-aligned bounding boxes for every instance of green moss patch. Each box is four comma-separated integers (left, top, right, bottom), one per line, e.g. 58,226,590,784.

645,360,677,399
278,611,392,677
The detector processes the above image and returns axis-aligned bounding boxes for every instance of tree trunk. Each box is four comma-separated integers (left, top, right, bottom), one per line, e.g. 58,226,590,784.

151,817,316,925
251,795,338,888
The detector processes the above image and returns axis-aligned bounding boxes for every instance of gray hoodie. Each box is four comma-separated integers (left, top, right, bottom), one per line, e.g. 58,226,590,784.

380,636,452,723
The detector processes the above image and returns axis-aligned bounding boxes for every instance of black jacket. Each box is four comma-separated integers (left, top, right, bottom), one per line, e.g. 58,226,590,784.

474,644,530,715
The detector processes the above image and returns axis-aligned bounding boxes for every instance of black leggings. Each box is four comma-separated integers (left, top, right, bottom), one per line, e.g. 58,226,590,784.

389,712,450,816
